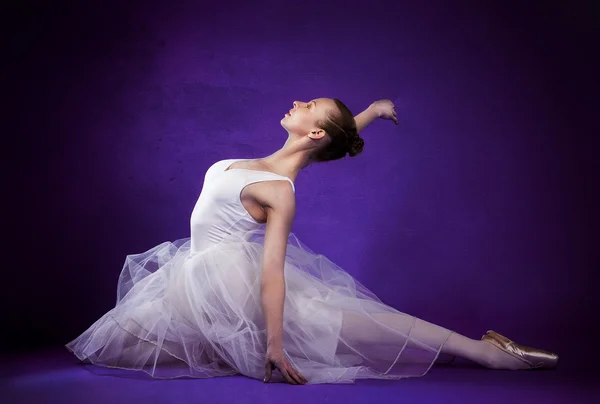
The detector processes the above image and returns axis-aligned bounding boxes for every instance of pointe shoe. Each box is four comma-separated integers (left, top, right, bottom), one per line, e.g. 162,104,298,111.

481,330,559,369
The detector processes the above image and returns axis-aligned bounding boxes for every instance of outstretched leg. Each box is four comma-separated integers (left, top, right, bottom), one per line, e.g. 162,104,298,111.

337,310,529,369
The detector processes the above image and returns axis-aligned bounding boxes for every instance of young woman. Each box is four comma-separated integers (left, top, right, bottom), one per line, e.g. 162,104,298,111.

66,98,558,385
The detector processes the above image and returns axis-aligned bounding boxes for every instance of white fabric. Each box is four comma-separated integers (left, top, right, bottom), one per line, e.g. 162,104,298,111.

66,159,453,384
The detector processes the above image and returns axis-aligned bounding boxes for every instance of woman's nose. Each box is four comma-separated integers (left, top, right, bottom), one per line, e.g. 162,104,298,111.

293,101,299,109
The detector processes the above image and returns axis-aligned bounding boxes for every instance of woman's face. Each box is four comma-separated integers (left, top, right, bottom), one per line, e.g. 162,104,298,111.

280,98,337,135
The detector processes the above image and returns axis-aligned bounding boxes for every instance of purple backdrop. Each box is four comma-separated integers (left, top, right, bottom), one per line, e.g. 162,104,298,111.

5,0,598,373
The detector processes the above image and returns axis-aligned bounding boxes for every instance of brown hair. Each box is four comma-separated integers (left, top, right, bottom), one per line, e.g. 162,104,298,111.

312,98,364,163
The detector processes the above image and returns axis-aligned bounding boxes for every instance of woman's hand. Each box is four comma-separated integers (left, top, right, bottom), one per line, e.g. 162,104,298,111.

264,347,307,385
370,99,398,125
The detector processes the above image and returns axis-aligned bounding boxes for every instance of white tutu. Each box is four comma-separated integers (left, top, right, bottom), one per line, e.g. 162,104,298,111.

66,228,453,384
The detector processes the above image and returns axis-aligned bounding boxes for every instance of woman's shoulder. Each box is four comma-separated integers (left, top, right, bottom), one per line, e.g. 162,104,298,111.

246,179,295,203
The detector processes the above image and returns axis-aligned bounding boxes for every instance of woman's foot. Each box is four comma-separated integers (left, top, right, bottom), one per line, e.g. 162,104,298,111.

480,330,559,370
480,340,532,369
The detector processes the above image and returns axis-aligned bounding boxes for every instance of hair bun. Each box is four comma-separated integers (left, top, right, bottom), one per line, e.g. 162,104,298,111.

348,135,364,157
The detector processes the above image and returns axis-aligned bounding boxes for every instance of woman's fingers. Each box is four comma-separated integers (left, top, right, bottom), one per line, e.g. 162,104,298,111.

287,366,307,384
296,369,308,384
280,367,298,384
301,373,308,384
264,358,307,385
264,362,272,383
286,365,302,384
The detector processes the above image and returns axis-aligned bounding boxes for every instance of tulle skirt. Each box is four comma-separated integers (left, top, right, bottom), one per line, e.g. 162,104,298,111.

66,229,454,384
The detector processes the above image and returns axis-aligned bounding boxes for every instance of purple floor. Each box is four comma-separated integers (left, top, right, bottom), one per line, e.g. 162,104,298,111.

2,347,598,404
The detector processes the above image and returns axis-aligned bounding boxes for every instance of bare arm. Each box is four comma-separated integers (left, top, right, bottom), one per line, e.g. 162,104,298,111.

354,104,379,134
259,181,306,384
260,182,296,351
354,100,398,134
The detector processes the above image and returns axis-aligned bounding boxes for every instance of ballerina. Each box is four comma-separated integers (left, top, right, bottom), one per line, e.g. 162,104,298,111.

66,98,558,385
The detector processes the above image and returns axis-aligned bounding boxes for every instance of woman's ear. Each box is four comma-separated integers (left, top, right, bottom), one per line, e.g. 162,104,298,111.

308,128,326,140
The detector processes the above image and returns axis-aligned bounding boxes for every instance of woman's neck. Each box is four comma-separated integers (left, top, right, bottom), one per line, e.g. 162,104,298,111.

259,142,313,182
